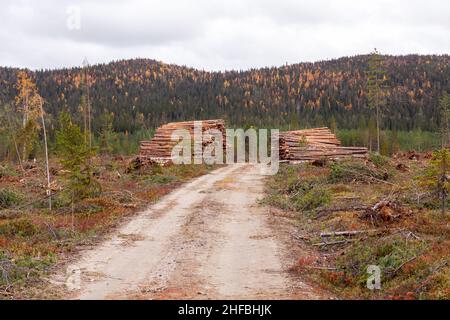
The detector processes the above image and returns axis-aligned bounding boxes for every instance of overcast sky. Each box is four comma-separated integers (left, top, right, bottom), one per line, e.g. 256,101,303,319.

1,0,449,71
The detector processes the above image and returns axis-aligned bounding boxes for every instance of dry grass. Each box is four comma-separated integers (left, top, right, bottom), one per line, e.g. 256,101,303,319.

0,156,217,299
264,154,449,300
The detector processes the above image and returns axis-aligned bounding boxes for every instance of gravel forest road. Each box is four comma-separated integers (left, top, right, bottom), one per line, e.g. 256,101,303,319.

60,164,326,300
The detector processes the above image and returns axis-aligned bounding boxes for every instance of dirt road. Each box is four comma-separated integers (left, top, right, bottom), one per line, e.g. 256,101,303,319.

59,164,325,299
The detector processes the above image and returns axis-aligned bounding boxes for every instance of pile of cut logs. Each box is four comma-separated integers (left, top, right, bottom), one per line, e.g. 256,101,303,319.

138,123,366,165
278,127,367,161
139,119,226,163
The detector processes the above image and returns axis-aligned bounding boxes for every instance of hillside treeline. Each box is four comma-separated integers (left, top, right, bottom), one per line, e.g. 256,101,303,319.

0,55,448,136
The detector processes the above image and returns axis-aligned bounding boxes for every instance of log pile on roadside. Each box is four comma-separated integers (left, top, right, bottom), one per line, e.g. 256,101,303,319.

136,123,366,166
278,127,368,161
138,119,226,164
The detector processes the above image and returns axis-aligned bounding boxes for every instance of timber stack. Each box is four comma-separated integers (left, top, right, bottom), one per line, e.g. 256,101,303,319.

139,119,226,164
278,127,368,161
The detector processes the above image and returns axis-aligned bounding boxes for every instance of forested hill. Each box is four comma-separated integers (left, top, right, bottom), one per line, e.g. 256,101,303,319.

0,55,449,133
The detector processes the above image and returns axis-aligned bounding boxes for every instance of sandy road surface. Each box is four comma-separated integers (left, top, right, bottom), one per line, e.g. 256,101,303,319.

58,164,325,299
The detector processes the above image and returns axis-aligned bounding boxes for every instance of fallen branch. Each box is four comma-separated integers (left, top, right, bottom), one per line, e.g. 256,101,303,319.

404,231,422,240
14,189,62,210
391,256,417,275
361,200,413,222
122,203,138,209
43,221,58,240
320,229,382,237
313,239,358,246
303,266,338,270
414,261,448,293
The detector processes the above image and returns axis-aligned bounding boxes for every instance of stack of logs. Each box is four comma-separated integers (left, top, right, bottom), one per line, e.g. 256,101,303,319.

139,123,366,165
139,119,226,163
278,127,368,161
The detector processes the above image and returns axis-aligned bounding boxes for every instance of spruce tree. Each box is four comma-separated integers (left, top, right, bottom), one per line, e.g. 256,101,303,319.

98,112,116,154
420,149,449,214
329,116,337,133
439,92,450,148
420,92,450,215
56,111,100,202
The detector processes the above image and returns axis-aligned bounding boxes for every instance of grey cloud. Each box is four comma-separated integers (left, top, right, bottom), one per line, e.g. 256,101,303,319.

0,0,448,70
2,0,204,47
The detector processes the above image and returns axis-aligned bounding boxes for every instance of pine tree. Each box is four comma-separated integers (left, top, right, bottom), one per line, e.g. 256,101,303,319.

366,49,387,154
368,116,377,152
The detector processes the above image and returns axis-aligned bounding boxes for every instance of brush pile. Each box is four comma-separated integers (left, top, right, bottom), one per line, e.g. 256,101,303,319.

139,119,226,163
278,127,368,161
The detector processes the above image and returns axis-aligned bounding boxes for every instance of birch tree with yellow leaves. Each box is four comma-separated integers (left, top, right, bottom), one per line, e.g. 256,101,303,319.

14,71,52,209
